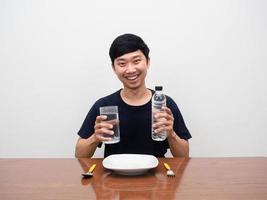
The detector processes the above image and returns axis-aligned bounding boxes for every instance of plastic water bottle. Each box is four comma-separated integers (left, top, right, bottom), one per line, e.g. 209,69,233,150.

152,86,167,141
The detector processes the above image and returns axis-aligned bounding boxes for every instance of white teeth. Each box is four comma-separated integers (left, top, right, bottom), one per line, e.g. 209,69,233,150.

126,75,138,80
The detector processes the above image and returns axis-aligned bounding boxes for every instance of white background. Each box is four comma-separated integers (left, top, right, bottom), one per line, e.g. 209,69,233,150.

1,0,266,158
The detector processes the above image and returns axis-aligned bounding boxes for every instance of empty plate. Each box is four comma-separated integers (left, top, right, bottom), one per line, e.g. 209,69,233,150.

102,154,159,176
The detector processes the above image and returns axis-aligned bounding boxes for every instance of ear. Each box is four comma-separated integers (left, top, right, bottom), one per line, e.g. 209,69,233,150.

111,64,116,73
147,57,150,69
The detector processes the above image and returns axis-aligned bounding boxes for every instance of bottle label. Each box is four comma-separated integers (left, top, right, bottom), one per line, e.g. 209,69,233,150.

153,102,162,110
152,99,166,110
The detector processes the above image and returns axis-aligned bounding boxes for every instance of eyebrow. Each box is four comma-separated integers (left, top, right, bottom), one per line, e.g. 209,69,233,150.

115,58,126,62
116,55,142,62
132,55,142,59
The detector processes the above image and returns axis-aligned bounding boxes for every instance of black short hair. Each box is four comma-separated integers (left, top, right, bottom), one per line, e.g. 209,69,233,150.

109,33,150,65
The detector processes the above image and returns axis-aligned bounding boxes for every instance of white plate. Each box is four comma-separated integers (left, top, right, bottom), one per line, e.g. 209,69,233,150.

102,154,159,176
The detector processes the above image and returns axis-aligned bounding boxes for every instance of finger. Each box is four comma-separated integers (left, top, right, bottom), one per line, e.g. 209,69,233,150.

154,125,173,133
162,106,173,116
153,120,173,129
152,120,173,130
155,111,174,121
106,119,119,126
95,134,113,142
95,128,114,135
94,122,113,130
95,115,107,124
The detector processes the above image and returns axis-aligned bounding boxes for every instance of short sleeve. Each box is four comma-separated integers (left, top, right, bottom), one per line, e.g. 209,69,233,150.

77,102,99,139
167,96,192,140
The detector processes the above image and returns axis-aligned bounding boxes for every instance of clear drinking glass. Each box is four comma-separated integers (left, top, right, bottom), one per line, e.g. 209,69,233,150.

99,106,120,144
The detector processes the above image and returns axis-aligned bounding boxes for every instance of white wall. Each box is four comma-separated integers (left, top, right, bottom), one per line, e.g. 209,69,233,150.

1,0,266,158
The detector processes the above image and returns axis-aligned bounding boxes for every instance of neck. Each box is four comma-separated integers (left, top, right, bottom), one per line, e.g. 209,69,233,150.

120,87,152,106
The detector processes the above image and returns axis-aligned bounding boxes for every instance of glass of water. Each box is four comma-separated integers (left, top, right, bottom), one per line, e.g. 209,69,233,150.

99,106,120,144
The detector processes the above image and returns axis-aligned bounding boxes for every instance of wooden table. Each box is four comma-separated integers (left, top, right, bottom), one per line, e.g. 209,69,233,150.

0,157,266,200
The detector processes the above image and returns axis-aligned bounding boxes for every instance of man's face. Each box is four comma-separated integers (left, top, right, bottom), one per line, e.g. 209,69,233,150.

113,50,149,90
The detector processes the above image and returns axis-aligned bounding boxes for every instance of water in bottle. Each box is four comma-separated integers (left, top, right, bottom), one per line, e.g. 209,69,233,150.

152,86,167,141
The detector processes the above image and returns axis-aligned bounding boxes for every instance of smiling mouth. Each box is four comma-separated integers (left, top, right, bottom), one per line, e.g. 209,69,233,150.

125,75,138,81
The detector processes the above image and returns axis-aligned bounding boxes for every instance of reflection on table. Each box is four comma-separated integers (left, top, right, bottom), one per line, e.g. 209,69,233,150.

79,157,188,200
0,157,267,200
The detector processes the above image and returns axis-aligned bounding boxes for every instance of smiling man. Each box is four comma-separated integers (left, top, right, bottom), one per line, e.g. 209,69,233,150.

75,34,191,158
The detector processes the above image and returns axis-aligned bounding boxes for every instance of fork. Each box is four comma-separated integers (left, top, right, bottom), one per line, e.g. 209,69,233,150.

164,162,175,177
81,164,96,178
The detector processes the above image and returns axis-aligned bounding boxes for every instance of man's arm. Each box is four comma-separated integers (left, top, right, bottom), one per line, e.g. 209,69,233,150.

75,115,115,158
75,136,99,158
167,132,189,157
153,106,190,157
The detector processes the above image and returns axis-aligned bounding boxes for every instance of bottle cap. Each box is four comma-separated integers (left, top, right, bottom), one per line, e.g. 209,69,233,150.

155,86,163,91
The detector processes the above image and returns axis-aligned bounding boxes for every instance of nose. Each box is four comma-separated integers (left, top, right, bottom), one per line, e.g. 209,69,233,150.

125,63,136,73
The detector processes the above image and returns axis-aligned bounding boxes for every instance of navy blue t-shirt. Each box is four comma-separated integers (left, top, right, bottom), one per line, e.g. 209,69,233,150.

78,89,191,157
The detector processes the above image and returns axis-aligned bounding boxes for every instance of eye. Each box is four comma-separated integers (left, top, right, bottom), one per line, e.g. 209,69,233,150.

133,59,141,64
118,62,126,67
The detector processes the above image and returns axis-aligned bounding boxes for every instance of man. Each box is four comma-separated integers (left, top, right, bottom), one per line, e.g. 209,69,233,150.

75,33,191,158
